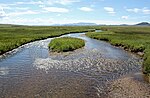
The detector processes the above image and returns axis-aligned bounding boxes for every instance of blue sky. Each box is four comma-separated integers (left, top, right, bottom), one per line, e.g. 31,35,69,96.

0,0,150,25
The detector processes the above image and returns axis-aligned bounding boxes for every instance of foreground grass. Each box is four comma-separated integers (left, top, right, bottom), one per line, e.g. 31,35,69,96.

49,37,85,52
86,26,150,74
0,26,96,55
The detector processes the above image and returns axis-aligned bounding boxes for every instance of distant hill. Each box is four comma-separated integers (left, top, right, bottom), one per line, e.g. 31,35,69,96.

0,24,13,27
53,22,98,26
0,24,24,27
135,22,150,26
120,24,129,26
66,22,97,26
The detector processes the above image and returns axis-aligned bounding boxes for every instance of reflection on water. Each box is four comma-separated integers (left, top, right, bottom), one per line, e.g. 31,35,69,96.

0,32,142,98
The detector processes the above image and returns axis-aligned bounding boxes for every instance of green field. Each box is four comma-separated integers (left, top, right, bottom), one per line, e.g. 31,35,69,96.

86,26,150,75
0,26,96,55
49,37,85,52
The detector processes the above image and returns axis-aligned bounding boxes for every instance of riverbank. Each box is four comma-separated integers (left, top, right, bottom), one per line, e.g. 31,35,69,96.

0,26,97,55
86,26,150,82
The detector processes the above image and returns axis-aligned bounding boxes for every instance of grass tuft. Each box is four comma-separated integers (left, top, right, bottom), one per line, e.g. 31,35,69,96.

49,37,85,52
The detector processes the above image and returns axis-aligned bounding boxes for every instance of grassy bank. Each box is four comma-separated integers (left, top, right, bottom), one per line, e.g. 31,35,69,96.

49,37,85,52
0,26,96,55
86,26,150,75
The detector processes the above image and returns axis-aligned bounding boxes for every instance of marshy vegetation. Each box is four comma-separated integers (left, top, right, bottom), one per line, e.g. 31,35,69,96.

49,37,85,52
0,26,95,55
86,26,150,79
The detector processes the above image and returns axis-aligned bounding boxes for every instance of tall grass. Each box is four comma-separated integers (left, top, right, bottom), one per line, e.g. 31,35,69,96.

49,37,85,52
86,26,150,75
0,26,95,55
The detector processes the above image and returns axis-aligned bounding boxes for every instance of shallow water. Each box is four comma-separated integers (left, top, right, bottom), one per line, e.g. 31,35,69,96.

0,32,142,98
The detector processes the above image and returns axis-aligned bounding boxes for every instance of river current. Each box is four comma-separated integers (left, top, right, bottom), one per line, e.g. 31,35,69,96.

0,32,142,98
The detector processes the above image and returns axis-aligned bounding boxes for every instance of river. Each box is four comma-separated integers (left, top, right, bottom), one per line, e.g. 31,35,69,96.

0,32,142,98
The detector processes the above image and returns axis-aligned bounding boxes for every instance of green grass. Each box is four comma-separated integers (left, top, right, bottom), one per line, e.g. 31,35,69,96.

0,26,96,55
49,37,85,52
86,26,150,74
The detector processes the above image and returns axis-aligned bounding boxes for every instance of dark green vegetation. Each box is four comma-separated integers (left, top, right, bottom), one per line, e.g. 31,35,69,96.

0,26,96,55
49,37,85,52
86,26,150,75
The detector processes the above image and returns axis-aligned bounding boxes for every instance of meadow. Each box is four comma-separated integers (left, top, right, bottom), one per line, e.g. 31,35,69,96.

0,25,95,55
49,37,85,52
86,26,150,76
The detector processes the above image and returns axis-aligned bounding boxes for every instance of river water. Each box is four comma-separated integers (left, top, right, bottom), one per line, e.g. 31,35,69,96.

0,32,142,98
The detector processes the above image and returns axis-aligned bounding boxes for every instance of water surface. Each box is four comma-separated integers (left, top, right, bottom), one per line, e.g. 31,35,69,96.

0,32,142,98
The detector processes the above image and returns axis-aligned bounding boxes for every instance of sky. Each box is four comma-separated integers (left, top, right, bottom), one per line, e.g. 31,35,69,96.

0,0,150,25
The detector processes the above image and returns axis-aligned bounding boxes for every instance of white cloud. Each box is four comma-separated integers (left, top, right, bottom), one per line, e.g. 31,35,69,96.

142,8,150,14
0,4,11,10
126,7,150,14
0,17,54,25
0,3,31,11
42,7,69,13
104,7,115,14
15,0,80,5
14,7,30,10
126,8,140,13
16,1,43,5
121,16,129,19
39,5,45,8
57,14,61,16
79,7,93,12
0,7,7,18
7,10,39,17
56,0,80,5
46,0,80,5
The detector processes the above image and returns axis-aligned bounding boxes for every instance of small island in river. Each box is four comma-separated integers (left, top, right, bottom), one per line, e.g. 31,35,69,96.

49,37,85,52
